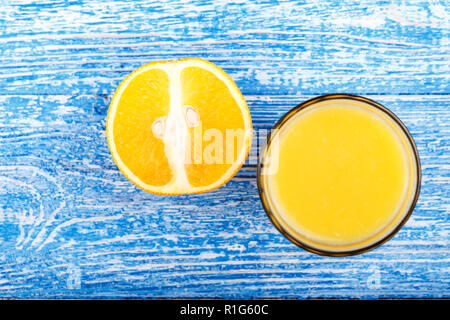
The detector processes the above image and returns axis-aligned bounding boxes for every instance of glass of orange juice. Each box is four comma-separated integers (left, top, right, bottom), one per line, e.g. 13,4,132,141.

257,94,421,256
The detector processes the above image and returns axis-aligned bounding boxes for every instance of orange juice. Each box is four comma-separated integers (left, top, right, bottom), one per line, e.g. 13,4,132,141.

258,95,420,255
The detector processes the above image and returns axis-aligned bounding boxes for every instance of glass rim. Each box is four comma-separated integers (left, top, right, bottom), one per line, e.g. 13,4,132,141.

257,93,422,257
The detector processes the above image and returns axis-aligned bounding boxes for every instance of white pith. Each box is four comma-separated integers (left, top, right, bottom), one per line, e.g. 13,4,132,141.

107,59,252,194
162,63,190,190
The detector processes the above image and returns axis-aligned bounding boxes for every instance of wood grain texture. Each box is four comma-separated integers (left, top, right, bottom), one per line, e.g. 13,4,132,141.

0,0,448,298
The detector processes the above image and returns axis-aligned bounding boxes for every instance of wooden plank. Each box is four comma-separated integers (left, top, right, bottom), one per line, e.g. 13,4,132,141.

0,0,448,95
0,94,448,298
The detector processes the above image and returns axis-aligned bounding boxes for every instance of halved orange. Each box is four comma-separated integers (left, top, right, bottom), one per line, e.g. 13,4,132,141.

106,58,252,195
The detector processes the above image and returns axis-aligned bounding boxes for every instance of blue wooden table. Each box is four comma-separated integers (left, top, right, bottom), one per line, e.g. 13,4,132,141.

0,0,448,299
